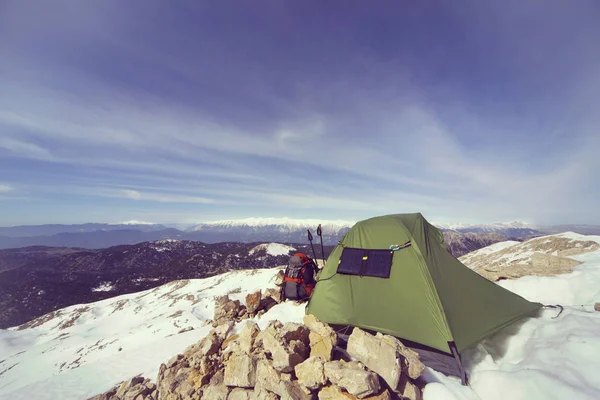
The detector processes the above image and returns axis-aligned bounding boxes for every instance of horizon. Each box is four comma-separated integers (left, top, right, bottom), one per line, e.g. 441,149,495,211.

2,1,600,226
2,216,594,230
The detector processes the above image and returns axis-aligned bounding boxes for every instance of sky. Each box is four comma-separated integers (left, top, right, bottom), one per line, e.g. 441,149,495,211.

1,1,600,226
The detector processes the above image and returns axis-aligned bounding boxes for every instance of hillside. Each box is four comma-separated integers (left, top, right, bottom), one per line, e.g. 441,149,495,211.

460,232,600,281
0,240,330,329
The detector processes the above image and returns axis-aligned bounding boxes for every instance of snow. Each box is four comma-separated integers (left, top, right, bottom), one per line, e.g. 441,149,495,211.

424,246,600,400
187,217,355,232
433,221,533,231
0,268,285,400
460,241,520,265
91,282,115,292
2,235,600,400
554,231,600,244
249,243,296,257
118,220,156,225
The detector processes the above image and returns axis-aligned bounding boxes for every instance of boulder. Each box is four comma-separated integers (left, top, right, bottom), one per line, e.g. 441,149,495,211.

295,356,327,390
280,322,310,345
263,288,282,304
252,389,279,400
256,321,309,372
92,377,158,400
224,353,258,388
215,321,235,340
116,376,145,398
274,270,285,286
187,355,221,390
246,290,262,315
229,388,254,400
323,361,380,399
122,383,152,400
396,376,421,400
318,386,392,400
318,386,356,400
595,302,600,312
255,359,283,394
304,314,337,361
279,380,314,400
203,384,230,400
347,327,424,389
214,295,242,324
228,321,260,355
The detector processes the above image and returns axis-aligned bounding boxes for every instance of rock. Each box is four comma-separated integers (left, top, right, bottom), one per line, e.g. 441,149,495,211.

122,383,152,400
229,388,254,400
256,321,309,372
263,287,282,304
347,327,424,388
187,357,220,390
229,321,260,355
87,387,117,400
295,356,327,390
167,354,184,368
214,295,242,324
323,361,380,399
224,353,258,388
318,385,356,399
214,321,235,341
396,376,421,400
246,290,262,315
203,384,230,400
274,270,285,286
595,302,600,312
280,322,310,345
252,389,279,400
304,314,337,361
279,380,314,400
255,359,282,394
318,386,392,400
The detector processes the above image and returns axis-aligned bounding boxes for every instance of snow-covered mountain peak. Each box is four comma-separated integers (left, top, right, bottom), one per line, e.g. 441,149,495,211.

118,220,157,225
433,220,533,230
188,217,355,231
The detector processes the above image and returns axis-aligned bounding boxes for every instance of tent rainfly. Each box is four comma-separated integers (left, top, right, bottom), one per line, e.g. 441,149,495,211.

306,213,542,384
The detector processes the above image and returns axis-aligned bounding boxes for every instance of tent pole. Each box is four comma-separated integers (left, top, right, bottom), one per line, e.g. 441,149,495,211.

448,342,469,386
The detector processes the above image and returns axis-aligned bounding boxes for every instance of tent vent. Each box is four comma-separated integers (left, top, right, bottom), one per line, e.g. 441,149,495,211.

337,248,394,278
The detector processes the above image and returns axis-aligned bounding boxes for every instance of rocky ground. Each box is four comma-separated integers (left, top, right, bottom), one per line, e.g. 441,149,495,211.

460,232,600,281
88,281,424,400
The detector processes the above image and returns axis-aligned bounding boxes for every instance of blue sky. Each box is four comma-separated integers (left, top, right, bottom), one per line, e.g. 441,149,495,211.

1,1,599,226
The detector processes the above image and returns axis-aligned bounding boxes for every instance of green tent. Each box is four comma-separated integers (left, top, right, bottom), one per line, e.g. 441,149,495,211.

306,213,541,383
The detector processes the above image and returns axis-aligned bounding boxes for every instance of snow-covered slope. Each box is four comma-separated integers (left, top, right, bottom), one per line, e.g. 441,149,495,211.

0,268,303,399
2,238,600,400
460,232,600,275
248,243,296,257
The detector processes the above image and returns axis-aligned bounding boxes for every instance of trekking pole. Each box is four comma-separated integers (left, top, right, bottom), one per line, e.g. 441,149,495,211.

307,229,318,262
316,224,326,267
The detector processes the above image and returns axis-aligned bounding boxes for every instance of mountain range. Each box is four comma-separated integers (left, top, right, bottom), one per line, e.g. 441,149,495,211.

3,218,596,250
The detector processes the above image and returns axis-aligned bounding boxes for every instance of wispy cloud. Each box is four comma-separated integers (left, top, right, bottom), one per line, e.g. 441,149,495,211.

116,189,215,204
0,184,14,193
0,1,599,225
